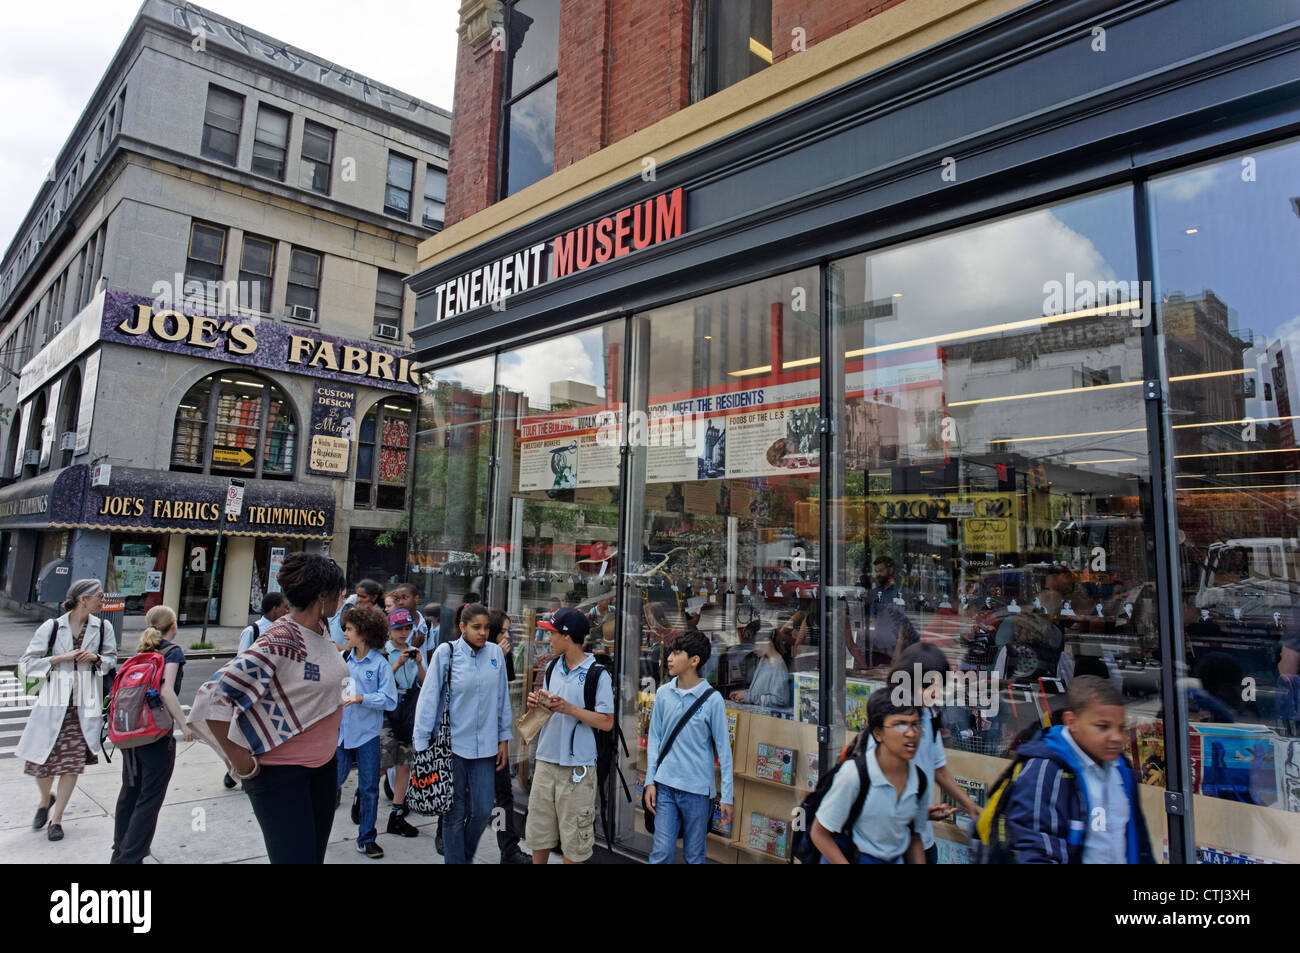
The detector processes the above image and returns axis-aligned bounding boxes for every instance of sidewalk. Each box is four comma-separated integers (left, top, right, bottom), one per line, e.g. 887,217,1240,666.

0,603,248,666
0,730,527,865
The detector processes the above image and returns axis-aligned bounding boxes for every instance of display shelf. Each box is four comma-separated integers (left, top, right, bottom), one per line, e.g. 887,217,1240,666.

736,771,805,793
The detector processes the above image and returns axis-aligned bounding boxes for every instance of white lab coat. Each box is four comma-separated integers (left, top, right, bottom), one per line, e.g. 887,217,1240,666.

14,613,117,766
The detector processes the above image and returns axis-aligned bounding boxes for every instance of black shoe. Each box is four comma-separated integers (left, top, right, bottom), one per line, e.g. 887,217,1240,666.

383,775,394,801
358,841,384,859
435,829,444,856
47,823,64,842
33,793,55,830
387,810,419,837
351,792,360,825
500,846,531,864
222,772,237,789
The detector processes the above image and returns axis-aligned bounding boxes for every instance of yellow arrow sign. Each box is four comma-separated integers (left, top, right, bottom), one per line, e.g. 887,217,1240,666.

213,448,254,466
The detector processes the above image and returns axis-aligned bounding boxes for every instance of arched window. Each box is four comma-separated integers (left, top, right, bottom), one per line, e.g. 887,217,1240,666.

3,408,21,482
58,367,81,469
354,397,413,509
24,392,46,478
171,372,296,480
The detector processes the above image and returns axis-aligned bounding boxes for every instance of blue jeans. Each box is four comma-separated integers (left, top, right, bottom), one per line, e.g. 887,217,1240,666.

336,737,381,847
446,754,496,865
648,784,711,864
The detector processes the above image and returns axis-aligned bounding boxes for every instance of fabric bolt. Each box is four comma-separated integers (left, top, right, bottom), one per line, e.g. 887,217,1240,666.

338,647,397,748
815,746,929,861
445,753,497,864
111,734,176,863
411,638,513,760
534,654,614,767
241,756,339,864
337,735,382,846
644,677,734,804
648,783,711,864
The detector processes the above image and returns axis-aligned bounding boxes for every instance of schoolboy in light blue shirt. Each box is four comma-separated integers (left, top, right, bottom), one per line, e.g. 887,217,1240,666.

525,608,615,864
337,605,398,858
812,692,929,864
645,631,734,864
237,592,287,654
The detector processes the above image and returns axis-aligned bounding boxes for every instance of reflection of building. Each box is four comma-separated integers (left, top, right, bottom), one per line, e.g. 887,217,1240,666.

0,1,448,621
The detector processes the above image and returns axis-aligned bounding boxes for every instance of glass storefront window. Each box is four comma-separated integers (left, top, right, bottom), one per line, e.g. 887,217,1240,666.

171,372,297,480
1152,138,1300,862
106,533,168,616
410,357,495,613
625,267,821,860
831,188,1166,862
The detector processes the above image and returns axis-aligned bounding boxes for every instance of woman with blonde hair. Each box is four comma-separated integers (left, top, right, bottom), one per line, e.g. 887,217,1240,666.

16,578,116,843
110,604,191,863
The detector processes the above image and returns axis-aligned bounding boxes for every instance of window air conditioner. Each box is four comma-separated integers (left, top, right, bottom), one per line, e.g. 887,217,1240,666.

374,323,400,341
59,432,76,451
23,450,39,466
288,305,316,322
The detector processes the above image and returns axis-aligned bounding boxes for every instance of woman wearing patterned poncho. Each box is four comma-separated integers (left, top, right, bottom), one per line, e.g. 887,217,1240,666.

189,553,349,863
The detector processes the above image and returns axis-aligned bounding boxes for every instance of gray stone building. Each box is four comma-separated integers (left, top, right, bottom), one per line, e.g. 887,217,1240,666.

0,0,450,626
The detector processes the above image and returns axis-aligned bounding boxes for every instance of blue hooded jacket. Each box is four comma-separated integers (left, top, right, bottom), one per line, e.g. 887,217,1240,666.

1003,725,1154,864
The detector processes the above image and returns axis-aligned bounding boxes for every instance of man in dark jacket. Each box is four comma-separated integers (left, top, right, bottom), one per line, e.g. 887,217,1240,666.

1003,675,1155,863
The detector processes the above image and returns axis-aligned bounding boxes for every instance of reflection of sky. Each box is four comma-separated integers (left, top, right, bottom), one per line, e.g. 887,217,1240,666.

1150,140,1300,347
506,81,556,197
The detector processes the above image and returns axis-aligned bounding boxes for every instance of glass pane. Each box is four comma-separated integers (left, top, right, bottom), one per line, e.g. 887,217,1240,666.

302,121,333,162
507,0,561,97
622,268,818,858
171,378,211,470
255,107,289,147
831,188,1165,862
385,185,412,218
201,127,238,164
425,169,447,201
504,79,556,198
241,237,273,276
289,250,319,286
190,225,225,265
709,0,772,95
263,387,295,475
410,356,495,609
379,407,411,484
387,153,414,189
213,378,262,474
1152,138,1300,862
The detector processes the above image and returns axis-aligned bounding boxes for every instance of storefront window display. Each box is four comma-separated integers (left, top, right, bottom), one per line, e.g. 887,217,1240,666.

829,188,1167,863
409,357,494,610
171,372,297,480
106,533,168,614
1151,138,1300,862
622,268,822,861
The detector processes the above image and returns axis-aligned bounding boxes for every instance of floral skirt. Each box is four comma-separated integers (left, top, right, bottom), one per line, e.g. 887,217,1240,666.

25,700,97,778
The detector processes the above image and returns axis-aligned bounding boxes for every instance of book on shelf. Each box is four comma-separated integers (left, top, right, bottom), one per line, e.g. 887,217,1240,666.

748,812,789,859
941,776,987,829
710,801,733,838
806,752,819,790
754,743,796,785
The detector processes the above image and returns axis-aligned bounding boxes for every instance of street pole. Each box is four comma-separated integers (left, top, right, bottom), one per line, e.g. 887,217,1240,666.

200,477,245,646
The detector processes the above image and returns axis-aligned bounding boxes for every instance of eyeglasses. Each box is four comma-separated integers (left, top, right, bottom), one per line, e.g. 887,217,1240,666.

882,721,922,735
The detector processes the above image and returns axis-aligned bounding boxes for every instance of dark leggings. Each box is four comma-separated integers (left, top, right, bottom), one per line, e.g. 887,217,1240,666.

242,756,338,864
111,734,176,864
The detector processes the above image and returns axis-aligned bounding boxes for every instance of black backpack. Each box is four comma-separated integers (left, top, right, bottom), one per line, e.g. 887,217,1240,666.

545,656,632,849
790,743,928,865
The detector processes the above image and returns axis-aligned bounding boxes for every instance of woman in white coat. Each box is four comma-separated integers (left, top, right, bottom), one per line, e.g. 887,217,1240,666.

16,579,117,842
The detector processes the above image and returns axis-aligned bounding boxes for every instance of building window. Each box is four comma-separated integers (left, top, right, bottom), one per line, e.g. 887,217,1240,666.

58,367,80,469
300,120,334,194
384,153,415,219
691,0,773,102
96,121,105,160
286,248,322,319
423,168,446,228
251,104,291,180
185,222,227,292
499,0,560,198
170,372,296,480
373,270,404,340
4,408,22,480
239,235,275,313
23,391,46,478
201,86,244,165
354,398,414,510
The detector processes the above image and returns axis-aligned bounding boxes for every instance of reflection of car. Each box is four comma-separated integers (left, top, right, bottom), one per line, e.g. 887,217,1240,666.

753,567,818,603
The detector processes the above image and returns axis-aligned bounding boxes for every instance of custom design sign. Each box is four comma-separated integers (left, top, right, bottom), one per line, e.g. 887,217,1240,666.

100,292,418,392
307,384,357,476
431,187,685,322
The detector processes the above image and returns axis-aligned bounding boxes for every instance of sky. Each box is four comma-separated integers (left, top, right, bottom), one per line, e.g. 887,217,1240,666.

0,0,460,257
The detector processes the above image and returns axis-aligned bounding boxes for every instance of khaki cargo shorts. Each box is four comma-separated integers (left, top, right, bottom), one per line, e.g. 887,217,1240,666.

525,759,598,862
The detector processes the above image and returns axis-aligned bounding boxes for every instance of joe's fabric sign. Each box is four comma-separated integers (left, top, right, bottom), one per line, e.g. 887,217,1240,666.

308,384,356,475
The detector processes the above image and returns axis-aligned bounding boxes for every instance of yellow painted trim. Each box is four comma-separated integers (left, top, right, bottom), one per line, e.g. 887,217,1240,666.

419,0,1030,271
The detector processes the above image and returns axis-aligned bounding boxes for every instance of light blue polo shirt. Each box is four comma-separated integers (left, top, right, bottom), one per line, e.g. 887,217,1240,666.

535,653,615,767
338,647,397,749
815,746,929,861
1061,725,1130,864
412,638,514,760
645,678,734,804
866,707,945,848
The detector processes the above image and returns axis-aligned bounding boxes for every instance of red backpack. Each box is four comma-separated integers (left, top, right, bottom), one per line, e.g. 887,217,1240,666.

108,652,173,748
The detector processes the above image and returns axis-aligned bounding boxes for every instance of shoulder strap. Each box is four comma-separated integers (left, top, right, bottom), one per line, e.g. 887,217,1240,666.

583,661,611,712
845,752,872,829
41,619,57,657
657,688,716,767
253,620,263,639
545,656,559,693
916,765,928,801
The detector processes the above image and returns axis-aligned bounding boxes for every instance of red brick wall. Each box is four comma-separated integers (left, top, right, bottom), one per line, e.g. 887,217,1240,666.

444,31,503,227
447,0,914,223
